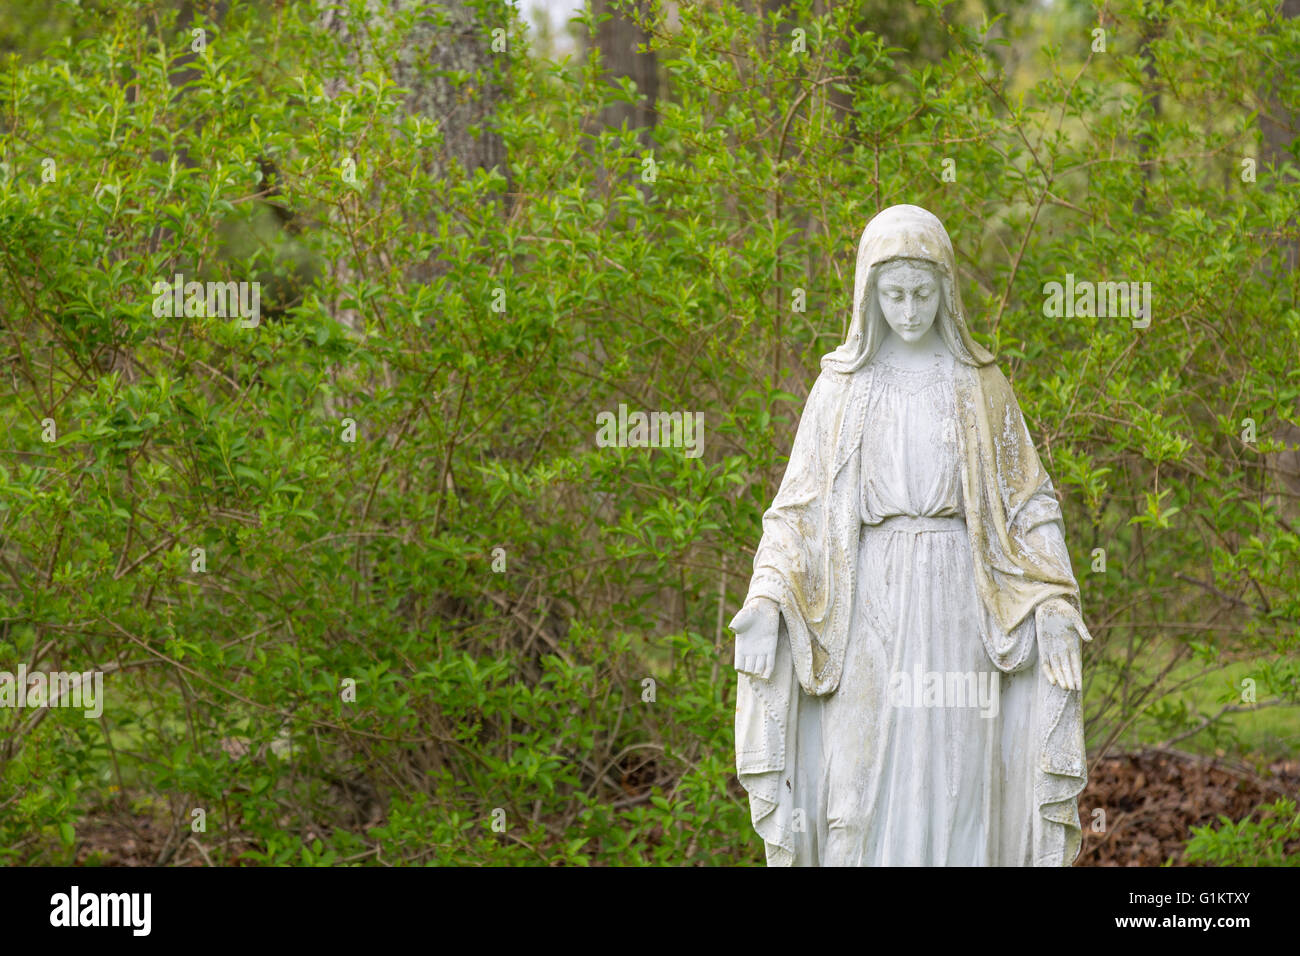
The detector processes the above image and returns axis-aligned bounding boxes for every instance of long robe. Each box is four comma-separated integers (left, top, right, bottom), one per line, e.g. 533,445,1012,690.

735,355,1087,866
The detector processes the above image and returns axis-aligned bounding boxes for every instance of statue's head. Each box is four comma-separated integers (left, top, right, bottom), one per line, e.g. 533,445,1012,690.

875,258,941,346
822,205,995,373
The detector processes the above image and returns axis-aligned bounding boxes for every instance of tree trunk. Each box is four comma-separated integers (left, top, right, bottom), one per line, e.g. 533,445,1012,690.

1261,0,1300,508
318,0,508,318
590,0,658,149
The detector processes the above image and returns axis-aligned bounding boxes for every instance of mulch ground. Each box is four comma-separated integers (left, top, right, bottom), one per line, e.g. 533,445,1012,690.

1077,749,1300,866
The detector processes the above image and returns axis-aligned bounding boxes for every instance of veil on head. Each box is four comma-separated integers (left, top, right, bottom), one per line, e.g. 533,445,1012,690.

821,204,995,373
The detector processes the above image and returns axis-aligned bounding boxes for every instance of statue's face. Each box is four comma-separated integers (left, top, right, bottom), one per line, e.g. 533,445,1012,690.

876,260,940,344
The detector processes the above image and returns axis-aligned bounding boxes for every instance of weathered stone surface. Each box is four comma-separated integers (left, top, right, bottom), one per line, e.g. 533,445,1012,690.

731,205,1090,866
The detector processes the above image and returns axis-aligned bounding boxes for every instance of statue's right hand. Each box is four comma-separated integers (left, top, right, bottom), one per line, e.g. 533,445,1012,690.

729,597,780,680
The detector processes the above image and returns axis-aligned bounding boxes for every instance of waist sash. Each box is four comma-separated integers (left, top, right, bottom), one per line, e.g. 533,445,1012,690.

866,514,966,533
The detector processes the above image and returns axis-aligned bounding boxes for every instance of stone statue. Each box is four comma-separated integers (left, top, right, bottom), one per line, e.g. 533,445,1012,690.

730,205,1091,866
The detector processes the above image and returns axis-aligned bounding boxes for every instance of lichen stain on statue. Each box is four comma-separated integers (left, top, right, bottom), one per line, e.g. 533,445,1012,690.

731,205,1092,867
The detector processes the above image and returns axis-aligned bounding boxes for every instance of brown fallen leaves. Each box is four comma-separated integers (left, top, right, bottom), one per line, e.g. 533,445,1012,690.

1077,749,1300,866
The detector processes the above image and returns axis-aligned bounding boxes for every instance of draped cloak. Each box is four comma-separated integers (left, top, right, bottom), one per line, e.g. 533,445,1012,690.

735,205,1087,866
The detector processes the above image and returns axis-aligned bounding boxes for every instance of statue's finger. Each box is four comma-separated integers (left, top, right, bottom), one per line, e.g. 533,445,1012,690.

1070,649,1082,689
1059,654,1074,691
1041,654,1060,687
1058,652,1075,690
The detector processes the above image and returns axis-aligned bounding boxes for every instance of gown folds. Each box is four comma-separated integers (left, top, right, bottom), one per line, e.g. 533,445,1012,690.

735,354,1087,867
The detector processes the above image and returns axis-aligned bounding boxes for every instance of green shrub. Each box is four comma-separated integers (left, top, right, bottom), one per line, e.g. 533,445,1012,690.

1184,799,1300,867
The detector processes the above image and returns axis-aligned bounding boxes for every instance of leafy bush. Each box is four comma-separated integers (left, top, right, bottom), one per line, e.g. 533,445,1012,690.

1184,799,1300,867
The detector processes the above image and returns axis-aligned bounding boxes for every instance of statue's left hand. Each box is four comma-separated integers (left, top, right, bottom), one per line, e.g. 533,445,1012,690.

1034,597,1092,691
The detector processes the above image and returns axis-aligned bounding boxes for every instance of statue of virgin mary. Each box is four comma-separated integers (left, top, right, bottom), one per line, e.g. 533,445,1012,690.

731,205,1091,867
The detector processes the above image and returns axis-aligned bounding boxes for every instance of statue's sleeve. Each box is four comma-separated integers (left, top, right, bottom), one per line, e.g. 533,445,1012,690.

1009,473,1083,617
742,373,836,611
967,368,1082,671
1003,406,1083,615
